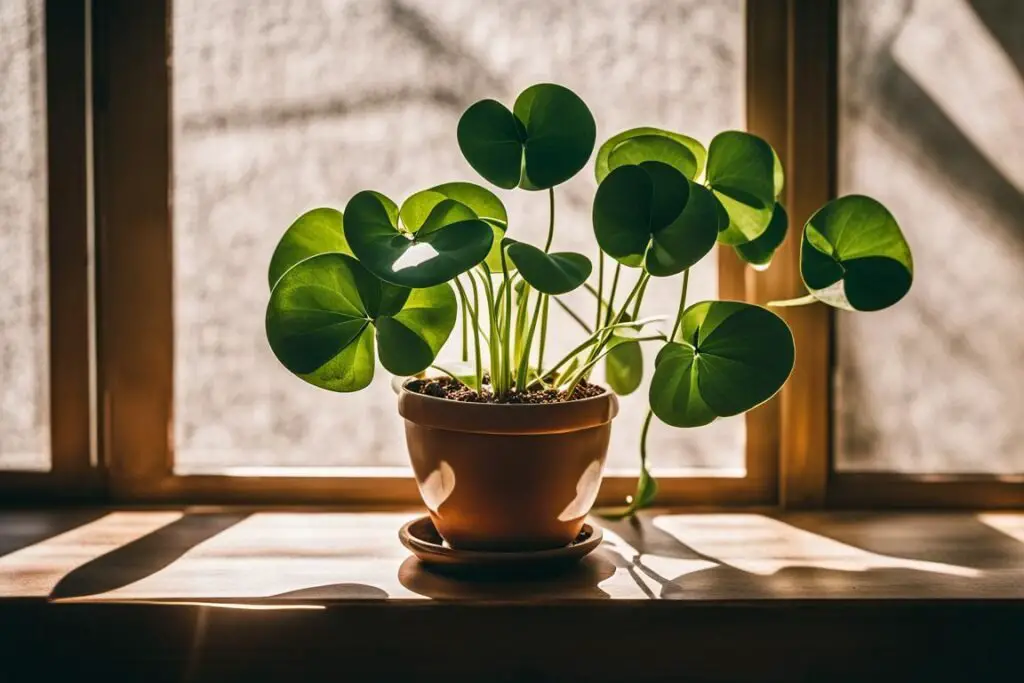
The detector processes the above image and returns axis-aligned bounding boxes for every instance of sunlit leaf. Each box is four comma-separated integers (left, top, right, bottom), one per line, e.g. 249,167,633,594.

800,195,913,311
505,240,592,295
595,127,706,182
268,207,350,290
734,202,788,270
346,190,493,288
706,131,778,246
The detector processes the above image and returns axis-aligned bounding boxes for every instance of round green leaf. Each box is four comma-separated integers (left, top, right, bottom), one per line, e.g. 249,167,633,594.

399,182,510,272
505,240,592,295
734,202,788,270
650,301,794,427
706,131,778,246
266,253,457,392
345,190,493,288
645,183,720,277
594,162,715,275
457,83,596,191
800,195,913,311
268,207,350,290
376,284,458,376
605,333,643,396
595,127,706,182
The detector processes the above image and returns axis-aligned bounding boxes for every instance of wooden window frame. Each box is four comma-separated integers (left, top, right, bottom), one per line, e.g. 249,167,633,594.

0,0,96,502
93,0,779,507
764,0,1024,510
8,0,1019,509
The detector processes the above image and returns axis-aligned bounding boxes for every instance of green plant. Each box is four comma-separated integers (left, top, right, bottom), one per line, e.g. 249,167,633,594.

265,83,913,516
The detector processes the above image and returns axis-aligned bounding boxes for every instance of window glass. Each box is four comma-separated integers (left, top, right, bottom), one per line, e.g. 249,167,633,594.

0,0,49,471
171,0,745,473
836,0,1024,473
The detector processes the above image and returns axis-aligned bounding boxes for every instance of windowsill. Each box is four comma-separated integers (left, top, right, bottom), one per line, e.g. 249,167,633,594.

2,509,1023,680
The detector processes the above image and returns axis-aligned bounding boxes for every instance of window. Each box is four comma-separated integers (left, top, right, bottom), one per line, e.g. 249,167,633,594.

169,0,747,476
836,0,1024,475
0,0,49,471
7,0,1019,509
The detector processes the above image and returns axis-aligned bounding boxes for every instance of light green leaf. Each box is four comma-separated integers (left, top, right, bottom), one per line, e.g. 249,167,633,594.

458,83,596,190
345,190,493,288
650,301,794,427
605,333,643,396
800,195,913,311
595,127,706,182
268,207,350,290
734,202,788,270
266,253,456,391
706,131,778,245
505,240,592,295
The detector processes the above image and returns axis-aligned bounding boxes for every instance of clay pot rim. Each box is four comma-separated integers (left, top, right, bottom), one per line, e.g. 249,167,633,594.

398,378,619,435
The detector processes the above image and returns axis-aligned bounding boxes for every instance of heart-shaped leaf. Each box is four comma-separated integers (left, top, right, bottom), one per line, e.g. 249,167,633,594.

345,190,493,288
505,240,592,295
268,207,350,290
650,301,794,427
706,131,779,246
266,253,457,391
595,127,706,183
593,162,717,275
800,195,913,311
400,182,509,271
734,202,788,270
457,83,596,190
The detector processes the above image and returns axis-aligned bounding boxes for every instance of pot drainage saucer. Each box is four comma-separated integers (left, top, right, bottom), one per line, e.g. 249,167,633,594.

399,516,603,573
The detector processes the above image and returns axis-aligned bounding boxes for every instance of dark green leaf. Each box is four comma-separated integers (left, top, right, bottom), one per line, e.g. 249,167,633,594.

376,285,458,376
650,301,794,427
268,207,350,290
266,253,456,392
345,190,493,288
706,131,778,245
734,202,788,270
800,195,913,311
594,162,716,276
457,84,595,190
595,127,706,182
505,240,592,295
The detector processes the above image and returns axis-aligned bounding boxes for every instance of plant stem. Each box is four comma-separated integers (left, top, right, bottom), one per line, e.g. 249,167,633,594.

500,248,514,394
480,263,501,393
460,290,468,362
540,318,666,391
585,271,649,369
766,294,818,308
513,282,531,371
537,295,550,372
553,296,592,334
561,334,665,394
516,293,545,391
595,251,605,331
455,276,484,392
669,268,691,342
604,263,621,327
631,274,650,320
544,188,555,252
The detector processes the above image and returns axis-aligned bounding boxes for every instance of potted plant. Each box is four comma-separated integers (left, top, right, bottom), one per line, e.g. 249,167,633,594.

265,83,913,551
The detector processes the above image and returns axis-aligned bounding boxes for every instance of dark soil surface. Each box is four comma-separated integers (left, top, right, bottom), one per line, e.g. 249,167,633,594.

407,375,605,404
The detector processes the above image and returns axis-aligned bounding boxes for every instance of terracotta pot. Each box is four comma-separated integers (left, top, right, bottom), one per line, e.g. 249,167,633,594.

398,380,619,551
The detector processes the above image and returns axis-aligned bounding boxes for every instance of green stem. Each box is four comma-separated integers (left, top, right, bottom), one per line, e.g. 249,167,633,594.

454,277,484,392
669,268,691,342
544,188,555,252
585,271,649,369
538,318,666,389
513,282,531,371
460,289,468,362
562,334,665,394
480,264,501,392
604,263,621,327
537,295,550,371
631,274,650,320
553,296,592,334
595,251,605,331
516,293,545,391
766,294,818,308
500,249,514,395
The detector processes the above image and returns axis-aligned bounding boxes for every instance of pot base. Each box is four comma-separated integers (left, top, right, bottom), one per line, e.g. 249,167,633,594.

399,516,603,574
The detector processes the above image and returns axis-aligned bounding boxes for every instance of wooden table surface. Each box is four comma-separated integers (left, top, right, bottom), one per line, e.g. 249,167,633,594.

1,509,1022,682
